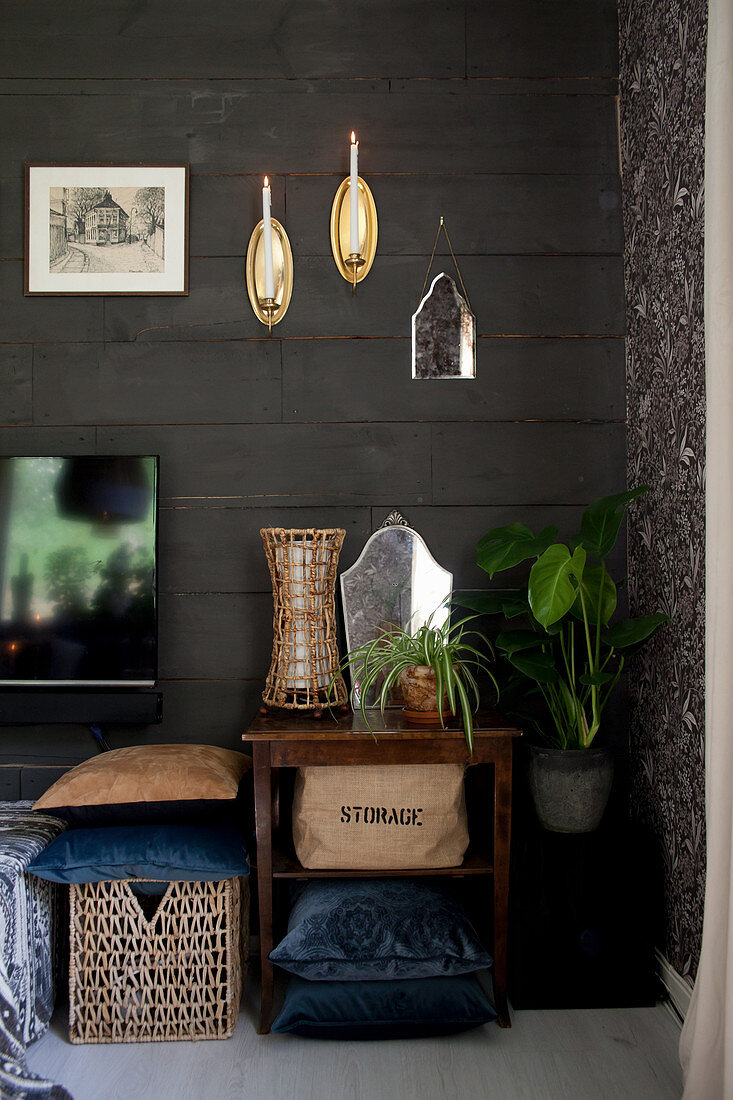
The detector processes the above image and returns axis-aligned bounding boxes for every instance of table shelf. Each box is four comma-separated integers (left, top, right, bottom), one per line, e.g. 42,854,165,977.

269,848,494,879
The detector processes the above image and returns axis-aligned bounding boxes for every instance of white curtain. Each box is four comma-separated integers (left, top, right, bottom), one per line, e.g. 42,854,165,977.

679,0,733,1095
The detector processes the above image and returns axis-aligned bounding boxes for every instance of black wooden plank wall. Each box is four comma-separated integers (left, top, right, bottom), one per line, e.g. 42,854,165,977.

0,0,624,796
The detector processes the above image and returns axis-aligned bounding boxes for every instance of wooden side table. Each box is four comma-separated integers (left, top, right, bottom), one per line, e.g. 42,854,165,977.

243,710,521,1033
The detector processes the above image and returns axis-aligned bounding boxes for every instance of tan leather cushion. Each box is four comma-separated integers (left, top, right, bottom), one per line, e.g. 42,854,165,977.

33,744,251,811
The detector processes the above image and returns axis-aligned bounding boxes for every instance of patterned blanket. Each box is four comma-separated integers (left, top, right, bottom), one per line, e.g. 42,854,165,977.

0,802,71,1100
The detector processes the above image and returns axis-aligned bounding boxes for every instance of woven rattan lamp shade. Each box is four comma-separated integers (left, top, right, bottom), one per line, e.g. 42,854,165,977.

261,528,347,711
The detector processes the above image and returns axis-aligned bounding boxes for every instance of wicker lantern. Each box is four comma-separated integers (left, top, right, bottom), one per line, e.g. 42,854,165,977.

260,528,347,713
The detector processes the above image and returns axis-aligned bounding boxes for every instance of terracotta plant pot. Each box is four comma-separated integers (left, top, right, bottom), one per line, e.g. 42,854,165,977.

398,665,450,724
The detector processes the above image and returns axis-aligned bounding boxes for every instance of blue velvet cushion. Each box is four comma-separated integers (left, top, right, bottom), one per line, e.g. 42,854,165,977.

272,974,497,1039
269,878,492,980
26,824,249,884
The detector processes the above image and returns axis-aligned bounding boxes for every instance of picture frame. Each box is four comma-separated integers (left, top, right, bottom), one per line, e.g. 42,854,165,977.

25,163,189,296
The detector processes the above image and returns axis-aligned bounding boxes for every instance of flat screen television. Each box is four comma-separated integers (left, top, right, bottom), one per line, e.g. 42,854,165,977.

0,456,158,686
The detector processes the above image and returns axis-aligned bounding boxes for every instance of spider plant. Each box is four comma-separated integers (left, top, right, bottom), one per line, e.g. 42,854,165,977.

333,611,498,752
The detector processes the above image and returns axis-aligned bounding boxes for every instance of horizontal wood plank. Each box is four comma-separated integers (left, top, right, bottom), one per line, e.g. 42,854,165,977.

1,0,615,81
467,0,618,79
0,345,33,425
0,1,465,80
0,79,392,99
189,174,285,258
0,170,625,261
158,592,273,679
19,766,69,799
0,264,104,343
32,342,281,426
282,337,625,423
101,256,624,342
286,174,624,258
0,175,23,259
0,427,97,454
96,423,432,506
158,506,371,594
1,93,617,174
153,679,261,747
432,422,626,505
0,768,21,799
0,76,619,97
0,726,121,766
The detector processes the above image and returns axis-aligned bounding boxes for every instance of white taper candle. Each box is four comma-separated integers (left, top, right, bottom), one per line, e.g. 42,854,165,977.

263,176,275,300
349,133,359,255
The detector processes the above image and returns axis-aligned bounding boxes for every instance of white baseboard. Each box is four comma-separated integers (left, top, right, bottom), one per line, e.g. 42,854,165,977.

656,949,693,1023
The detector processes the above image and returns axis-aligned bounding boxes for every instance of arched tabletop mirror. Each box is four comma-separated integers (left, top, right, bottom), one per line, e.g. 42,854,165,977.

340,511,453,706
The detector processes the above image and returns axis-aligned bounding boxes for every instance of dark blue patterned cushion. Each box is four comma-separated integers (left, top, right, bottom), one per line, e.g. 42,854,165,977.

272,974,497,1039
26,824,248,884
269,878,492,980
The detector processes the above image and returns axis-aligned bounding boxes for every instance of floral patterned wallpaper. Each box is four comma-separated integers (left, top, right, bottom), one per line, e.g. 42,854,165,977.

619,0,707,982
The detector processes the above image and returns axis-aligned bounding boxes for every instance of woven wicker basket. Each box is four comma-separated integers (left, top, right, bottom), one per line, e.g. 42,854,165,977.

68,877,248,1044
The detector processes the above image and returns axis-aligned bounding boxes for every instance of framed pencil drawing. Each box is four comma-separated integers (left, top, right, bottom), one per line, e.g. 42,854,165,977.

25,164,189,295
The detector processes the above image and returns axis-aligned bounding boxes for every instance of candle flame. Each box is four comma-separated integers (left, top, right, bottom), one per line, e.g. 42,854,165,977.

351,132,356,144
264,176,269,187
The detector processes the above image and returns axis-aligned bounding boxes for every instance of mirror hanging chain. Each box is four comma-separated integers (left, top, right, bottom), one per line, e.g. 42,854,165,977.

418,217,473,313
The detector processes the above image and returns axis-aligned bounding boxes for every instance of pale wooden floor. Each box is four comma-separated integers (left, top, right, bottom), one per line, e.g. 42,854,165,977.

27,986,683,1100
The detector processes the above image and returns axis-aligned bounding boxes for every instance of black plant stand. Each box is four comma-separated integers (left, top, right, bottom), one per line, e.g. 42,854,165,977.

509,810,660,1009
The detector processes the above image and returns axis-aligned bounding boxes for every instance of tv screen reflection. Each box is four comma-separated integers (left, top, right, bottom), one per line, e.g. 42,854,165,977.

0,457,157,685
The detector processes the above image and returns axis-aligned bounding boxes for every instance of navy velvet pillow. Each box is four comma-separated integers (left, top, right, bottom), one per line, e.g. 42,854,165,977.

269,878,492,980
272,974,497,1039
40,796,248,829
27,823,249,884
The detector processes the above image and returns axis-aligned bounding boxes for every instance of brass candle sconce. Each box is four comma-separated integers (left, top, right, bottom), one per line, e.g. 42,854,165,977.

330,133,378,293
246,178,293,333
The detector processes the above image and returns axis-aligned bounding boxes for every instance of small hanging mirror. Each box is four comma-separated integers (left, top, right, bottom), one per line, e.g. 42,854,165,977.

411,218,476,380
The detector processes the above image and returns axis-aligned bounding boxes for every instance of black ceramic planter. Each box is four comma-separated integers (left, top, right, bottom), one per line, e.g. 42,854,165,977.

527,745,614,834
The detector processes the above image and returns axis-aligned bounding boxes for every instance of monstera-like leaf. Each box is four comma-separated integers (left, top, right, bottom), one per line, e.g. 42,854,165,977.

604,613,669,651
477,523,558,578
506,649,560,683
571,561,617,625
528,545,586,628
453,590,528,619
572,487,648,558
495,629,548,655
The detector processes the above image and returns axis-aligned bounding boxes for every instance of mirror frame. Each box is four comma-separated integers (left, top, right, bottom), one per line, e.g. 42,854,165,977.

339,511,453,705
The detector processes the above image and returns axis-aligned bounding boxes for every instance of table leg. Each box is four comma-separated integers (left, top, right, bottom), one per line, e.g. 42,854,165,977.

493,744,513,1027
272,768,280,831
253,742,274,1034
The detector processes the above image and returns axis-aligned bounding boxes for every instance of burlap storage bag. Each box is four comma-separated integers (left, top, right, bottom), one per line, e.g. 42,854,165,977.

292,764,469,870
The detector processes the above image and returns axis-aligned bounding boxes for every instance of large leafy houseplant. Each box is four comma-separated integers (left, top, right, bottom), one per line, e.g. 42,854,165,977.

457,489,668,750
333,612,497,752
